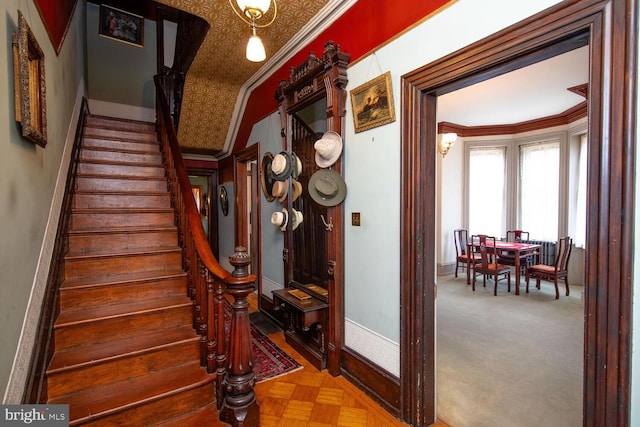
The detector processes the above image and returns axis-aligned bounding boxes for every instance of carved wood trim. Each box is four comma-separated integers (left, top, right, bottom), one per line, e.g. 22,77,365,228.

275,41,350,376
400,1,635,425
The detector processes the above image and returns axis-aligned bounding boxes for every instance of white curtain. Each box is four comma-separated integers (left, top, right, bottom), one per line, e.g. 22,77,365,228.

468,147,506,238
573,134,587,247
519,141,559,241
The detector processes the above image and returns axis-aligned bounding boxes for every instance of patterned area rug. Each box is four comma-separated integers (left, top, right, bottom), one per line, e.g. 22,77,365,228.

224,301,301,382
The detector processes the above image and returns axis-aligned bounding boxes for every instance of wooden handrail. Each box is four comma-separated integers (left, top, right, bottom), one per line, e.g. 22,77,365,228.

154,76,259,426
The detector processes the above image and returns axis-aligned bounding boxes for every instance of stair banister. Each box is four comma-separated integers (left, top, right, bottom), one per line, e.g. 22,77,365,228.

154,76,259,426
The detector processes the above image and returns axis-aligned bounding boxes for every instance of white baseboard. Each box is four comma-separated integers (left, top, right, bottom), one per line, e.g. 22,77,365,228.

261,276,282,301
3,83,86,403
88,99,155,123
345,318,399,377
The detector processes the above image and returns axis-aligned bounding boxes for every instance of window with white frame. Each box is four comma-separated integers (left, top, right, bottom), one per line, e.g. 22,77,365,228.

468,146,506,238
518,140,560,241
572,133,587,247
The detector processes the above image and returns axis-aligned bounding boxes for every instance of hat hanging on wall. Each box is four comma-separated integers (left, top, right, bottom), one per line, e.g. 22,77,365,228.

271,180,289,203
291,152,303,179
271,152,292,181
314,131,343,168
291,178,303,202
261,152,275,202
271,208,289,231
308,169,347,207
291,208,304,230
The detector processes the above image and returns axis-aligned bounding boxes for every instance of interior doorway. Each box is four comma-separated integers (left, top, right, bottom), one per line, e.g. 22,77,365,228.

398,2,635,426
234,144,262,305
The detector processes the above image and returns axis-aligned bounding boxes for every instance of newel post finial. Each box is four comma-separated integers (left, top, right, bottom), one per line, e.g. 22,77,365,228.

220,246,259,426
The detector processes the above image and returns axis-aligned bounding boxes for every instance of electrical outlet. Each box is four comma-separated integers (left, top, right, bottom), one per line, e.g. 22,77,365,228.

352,212,361,226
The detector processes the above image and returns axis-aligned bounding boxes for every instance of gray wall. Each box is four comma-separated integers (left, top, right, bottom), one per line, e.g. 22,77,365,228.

1,0,86,400
86,3,156,109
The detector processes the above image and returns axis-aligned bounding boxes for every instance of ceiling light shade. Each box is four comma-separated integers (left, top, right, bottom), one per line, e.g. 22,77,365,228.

438,133,458,157
246,32,266,62
236,0,271,18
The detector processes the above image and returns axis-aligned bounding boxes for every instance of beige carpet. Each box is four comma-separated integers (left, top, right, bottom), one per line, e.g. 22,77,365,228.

436,273,583,427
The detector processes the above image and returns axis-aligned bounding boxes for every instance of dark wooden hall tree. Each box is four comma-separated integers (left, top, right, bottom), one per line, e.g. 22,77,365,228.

272,41,350,375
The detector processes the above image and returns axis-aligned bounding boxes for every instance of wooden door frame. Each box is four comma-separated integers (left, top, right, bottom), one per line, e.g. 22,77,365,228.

186,167,219,259
234,144,262,300
399,1,636,425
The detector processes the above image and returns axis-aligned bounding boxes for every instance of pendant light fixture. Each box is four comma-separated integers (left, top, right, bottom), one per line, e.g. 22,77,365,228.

229,0,278,62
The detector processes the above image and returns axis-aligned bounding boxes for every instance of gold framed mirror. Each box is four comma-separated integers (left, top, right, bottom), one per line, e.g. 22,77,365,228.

13,10,47,147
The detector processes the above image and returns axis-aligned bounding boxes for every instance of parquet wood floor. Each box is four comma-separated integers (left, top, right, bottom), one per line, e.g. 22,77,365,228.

244,293,449,427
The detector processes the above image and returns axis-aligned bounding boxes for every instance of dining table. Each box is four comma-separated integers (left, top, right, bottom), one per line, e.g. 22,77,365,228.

466,240,541,295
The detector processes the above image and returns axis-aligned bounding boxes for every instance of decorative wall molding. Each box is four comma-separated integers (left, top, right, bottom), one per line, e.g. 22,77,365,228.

345,318,399,377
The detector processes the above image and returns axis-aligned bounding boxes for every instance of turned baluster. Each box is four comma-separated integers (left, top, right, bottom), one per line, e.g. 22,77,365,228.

220,246,259,426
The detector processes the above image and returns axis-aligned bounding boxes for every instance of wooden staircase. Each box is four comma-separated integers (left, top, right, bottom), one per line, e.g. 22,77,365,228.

47,115,218,425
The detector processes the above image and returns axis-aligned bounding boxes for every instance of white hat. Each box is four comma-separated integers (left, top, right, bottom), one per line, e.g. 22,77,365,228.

270,209,288,231
314,131,343,168
271,152,291,181
291,208,304,230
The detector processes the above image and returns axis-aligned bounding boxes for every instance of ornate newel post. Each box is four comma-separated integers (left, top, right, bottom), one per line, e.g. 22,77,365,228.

220,247,259,426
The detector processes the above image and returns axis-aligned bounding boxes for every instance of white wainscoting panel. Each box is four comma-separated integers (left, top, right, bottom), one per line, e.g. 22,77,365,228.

345,318,400,377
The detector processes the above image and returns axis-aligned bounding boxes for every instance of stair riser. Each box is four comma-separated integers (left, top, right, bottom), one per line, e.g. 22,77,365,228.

83,138,158,153
71,211,175,229
85,118,155,133
64,251,183,280
76,176,167,192
84,128,157,143
47,340,199,399
54,304,193,350
77,162,165,177
59,277,187,311
80,149,162,165
68,229,178,253
75,380,215,427
73,193,171,209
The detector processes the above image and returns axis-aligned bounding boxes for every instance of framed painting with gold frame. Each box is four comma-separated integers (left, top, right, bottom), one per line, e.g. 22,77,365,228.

350,71,395,133
13,11,47,147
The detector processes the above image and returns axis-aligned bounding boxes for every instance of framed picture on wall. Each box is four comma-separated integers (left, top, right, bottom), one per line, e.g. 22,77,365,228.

350,71,396,133
99,5,144,47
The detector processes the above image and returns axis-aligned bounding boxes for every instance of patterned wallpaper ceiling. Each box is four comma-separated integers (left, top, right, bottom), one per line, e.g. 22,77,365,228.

155,0,330,156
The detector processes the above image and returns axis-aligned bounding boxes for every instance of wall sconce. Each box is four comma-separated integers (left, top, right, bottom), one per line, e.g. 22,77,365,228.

229,0,277,62
438,132,457,157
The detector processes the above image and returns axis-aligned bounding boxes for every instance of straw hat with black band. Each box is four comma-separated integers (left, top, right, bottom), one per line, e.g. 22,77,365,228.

291,208,304,230
308,169,347,207
271,209,288,231
291,178,303,202
271,180,289,203
271,152,292,181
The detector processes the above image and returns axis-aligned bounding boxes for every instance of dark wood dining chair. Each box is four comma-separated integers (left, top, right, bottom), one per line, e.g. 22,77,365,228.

471,235,511,296
497,229,533,273
525,236,572,299
454,228,481,278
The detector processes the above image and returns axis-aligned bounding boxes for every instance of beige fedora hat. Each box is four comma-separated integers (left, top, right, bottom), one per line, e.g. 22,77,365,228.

291,179,303,202
271,180,289,203
314,131,343,168
270,209,288,231
271,152,292,181
291,208,304,230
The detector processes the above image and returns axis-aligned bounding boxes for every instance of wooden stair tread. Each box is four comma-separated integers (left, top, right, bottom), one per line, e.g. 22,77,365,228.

77,158,164,167
55,294,191,326
67,226,176,234
60,269,186,290
47,362,213,421
48,327,198,373
65,245,180,259
81,145,159,155
72,207,173,214
76,172,166,181
72,190,169,196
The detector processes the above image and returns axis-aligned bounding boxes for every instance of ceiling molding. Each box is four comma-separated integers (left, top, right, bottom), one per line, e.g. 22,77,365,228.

438,101,587,137
221,0,358,158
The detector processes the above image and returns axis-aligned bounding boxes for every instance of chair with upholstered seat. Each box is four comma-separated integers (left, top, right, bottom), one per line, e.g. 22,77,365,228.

454,229,481,278
525,236,572,299
471,235,511,296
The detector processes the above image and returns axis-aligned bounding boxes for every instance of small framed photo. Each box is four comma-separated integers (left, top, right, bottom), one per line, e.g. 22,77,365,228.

99,5,144,47
350,71,396,133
